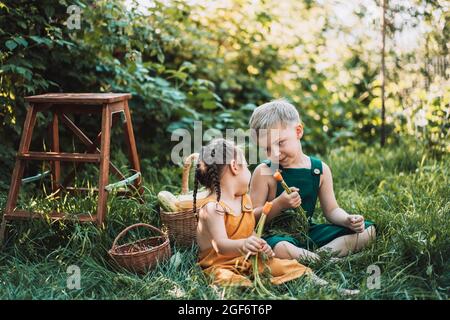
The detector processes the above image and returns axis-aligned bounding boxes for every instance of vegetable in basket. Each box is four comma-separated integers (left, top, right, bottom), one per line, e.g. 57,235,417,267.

158,190,211,213
157,191,179,212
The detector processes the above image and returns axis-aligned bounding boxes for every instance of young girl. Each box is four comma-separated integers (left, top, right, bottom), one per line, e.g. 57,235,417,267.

193,138,359,295
194,138,311,287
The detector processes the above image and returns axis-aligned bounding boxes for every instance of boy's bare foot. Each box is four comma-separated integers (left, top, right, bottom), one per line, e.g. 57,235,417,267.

338,288,360,296
329,257,343,263
298,253,321,265
307,273,359,296
297,253,343,266
314,247,345,263
308,273,329,286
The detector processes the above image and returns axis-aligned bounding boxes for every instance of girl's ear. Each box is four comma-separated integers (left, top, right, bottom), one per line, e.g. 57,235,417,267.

296,124,304,139
229,159,239,175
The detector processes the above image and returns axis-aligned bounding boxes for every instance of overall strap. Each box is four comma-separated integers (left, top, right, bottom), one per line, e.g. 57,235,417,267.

261,159,282,174
310,156,323,206
262,159,271,167
200,196,222,212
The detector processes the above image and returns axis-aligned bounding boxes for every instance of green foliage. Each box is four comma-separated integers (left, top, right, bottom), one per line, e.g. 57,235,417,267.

0,0,285,181
0,0,448,299
1,0,448,185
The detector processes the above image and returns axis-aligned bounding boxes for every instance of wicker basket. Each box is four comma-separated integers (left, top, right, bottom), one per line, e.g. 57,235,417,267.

160,153,210,247
108,223,171,274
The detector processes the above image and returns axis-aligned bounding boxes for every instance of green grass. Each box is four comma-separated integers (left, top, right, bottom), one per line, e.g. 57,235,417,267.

0,141,449,299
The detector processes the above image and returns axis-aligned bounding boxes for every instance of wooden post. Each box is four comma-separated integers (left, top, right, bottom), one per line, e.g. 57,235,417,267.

1,104,38,245
381,0,387,147
123,100,142,190
51,112,61,192
96,104,111,226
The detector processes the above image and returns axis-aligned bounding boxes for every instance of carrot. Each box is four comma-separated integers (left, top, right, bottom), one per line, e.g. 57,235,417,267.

255,202,272,236
244,202,273,261
273,171,283,182
273,170,309,236
238,202,275,296
262,201,273,215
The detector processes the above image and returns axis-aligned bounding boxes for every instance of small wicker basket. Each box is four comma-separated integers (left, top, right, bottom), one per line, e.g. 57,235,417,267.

160,153,210,247
108,223,171,274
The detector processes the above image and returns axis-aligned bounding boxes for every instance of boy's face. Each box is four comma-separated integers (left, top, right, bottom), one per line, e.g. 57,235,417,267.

257,123,303,166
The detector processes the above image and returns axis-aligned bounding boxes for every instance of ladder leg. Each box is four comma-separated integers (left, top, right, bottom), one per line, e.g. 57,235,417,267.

123,100,142,192
0,217,7,248
1,104,38,246
96,104,111,226
51,111,61,192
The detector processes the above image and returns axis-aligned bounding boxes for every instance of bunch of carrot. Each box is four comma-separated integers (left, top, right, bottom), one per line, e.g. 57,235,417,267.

273,170,309,237
246,170,311,295
251,201,274,296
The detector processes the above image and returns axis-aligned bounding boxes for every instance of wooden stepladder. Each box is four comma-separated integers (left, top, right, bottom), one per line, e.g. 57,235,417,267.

0,93,142,245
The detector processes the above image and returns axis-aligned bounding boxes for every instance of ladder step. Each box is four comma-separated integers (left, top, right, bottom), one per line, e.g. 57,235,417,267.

17,152,101,162
4,210,96,222
65,186,129,194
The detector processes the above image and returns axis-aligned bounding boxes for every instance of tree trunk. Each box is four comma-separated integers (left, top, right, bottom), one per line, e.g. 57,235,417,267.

381,0,387,147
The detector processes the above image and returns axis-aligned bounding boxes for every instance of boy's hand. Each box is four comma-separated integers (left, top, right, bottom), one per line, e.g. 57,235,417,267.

276,187,302,210
347,214,365,233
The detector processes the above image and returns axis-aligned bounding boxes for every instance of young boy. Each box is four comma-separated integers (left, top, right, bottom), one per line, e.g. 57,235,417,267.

249,99,376,261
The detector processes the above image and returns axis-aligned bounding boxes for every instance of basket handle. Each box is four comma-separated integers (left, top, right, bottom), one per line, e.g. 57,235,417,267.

111,223,165,250
181,153,199,195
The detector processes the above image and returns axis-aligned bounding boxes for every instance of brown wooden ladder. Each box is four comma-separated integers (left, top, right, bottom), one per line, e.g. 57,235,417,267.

0,93,142,245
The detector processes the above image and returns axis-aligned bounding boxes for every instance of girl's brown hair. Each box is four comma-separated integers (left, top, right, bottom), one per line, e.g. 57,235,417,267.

193,138,240,213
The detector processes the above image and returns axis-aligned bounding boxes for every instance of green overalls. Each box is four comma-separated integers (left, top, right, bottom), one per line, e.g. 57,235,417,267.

262,157,374,250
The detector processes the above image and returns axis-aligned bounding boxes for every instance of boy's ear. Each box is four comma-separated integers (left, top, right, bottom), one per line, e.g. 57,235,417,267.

296,124,304,139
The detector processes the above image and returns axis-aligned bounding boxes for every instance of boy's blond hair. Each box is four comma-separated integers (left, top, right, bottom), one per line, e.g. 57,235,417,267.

249,98,301,137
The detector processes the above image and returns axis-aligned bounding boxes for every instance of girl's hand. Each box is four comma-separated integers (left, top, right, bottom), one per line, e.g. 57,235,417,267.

347,214,365,233
260,240,275,258
242,237,275,257
276,187,302,210
242,236,265,256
